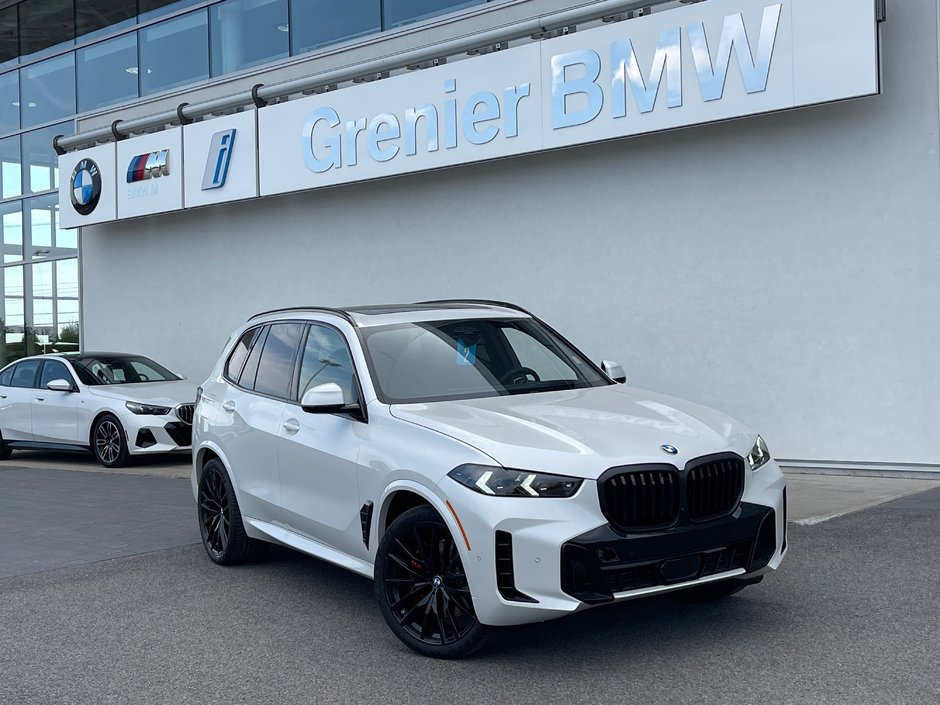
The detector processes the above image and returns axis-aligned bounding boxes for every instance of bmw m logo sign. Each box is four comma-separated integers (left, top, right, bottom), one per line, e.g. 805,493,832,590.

70,158,102,215
126,149,170,183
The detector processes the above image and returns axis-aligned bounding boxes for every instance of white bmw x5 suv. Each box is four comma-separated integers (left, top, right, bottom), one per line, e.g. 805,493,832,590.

193,301,787,658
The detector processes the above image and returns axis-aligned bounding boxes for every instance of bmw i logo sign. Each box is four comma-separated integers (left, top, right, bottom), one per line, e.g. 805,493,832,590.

660,444,679,455
70,158,102,216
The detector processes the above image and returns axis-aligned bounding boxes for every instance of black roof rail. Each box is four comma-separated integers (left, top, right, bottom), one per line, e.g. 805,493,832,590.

247,306,356,324
416,299,534,316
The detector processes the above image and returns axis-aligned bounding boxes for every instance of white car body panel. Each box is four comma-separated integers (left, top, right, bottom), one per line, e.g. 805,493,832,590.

194,305,788,630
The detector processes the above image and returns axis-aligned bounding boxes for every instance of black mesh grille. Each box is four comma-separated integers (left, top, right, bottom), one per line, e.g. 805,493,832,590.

687,456,745,521
600,467,680,531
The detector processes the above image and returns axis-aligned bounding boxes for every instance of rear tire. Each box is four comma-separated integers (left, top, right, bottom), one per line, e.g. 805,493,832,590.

374,505,487,659
671,576,760,602
0,431,11,460
92,414,129,468
197,458,267,565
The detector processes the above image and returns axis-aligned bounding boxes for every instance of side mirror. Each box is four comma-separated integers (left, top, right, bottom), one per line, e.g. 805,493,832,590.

47,379,75,392
301,383,346,413
601,360,627,384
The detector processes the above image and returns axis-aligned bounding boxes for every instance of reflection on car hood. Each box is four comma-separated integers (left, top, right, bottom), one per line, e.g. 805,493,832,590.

389,385,754,480
87,381,198,406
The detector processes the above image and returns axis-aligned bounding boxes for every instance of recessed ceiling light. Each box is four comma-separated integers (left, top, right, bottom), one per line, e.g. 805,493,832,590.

125,66,138,74
276,23,289,32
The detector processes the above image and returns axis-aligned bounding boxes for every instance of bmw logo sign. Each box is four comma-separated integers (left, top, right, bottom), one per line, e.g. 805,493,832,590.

660,444,679,455
70,158,102,216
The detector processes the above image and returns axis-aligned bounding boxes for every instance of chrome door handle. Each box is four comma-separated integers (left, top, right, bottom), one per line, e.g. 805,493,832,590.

0,394,7,399
282,418,301,433
222,400,236,413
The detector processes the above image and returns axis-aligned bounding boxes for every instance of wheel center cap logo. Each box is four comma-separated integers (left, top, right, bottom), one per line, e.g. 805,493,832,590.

660,444,679,455
432,576,442,588
70,158,102,216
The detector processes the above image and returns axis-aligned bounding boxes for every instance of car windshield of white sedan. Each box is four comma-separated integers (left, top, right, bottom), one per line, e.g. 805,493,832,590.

362,318,610,403
70,355,180,386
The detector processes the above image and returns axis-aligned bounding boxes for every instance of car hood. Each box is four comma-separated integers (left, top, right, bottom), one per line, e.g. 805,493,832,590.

87,381,198,406
389,385,754,480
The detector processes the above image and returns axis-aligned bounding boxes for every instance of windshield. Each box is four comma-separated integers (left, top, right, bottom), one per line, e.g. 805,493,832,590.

361,317,611,404
70,355,180,386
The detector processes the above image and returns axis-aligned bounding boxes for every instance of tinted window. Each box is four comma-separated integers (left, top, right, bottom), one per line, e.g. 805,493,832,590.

139,10,209,96
0,365,13,386
77,33,139,112
383,0,484,28
238,326,268,389
254,323,303,398
210,0,288,76
77,0,135,39
503,327,578,382
298,325,357,404
226,327,260,381
0,6,18,67
0,71,19,135
19,0,74,59
40,359,72,387
21,55,76,128
11,359,40,388
22,124,71,195
290,0,380,54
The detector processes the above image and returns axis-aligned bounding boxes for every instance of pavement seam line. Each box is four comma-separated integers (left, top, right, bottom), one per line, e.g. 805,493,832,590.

793,487,934,525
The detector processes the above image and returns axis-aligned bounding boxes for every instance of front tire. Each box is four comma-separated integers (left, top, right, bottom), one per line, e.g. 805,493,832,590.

374,505,487,659
197,459,267,565
0,431,12,460
92,414,129,468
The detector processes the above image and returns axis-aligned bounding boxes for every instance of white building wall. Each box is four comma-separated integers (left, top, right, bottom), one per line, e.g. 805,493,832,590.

81,0,940,470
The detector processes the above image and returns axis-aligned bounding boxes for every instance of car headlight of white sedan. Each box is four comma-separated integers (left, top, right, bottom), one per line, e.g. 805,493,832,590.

125,401,171,415
449,464,583,497
747,435,771,471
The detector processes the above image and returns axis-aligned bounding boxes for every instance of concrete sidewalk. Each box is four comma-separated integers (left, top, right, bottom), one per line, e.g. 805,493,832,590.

3,450,938,526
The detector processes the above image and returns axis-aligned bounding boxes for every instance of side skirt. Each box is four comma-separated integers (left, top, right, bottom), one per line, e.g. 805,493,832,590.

6,441,91,453
243,517,375,580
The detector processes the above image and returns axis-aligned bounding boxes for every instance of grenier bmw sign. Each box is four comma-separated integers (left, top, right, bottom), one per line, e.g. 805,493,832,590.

59,0,879,227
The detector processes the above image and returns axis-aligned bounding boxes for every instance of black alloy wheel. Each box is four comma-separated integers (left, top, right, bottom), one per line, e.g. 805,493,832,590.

375,505,487,659
197,458,267,565
92,414,129,468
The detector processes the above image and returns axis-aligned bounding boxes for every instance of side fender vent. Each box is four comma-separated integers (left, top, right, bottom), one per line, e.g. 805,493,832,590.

360,501,374,549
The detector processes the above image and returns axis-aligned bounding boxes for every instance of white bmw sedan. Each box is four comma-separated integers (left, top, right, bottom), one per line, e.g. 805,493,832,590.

194,302,787,658
0,352,197,467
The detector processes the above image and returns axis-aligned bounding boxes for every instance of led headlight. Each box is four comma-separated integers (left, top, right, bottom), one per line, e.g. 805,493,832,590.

747,435,771,471
448,464,582,498
125,401,171,415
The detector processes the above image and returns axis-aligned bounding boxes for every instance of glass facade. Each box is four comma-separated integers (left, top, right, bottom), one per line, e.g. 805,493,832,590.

0,0,496,366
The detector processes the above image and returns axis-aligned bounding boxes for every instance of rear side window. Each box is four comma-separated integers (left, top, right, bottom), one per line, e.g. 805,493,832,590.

11,360,40,388
226,327,261,381
254,323,304,398
0,366,13,386
238,326,269,390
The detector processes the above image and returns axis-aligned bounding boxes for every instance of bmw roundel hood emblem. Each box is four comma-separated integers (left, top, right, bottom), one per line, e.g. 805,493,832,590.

70,158,102,216
660,444,679,455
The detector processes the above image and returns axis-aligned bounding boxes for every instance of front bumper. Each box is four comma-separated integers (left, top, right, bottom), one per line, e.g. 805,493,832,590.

122,413,192,454
436,459,787,627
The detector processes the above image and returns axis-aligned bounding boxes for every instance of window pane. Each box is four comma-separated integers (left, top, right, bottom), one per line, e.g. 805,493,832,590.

210,0,288,76
27,194,75,258
77,0,136,40
78,34,138,112
298,325,356,403
0,7,18,68
0,135,21,199
2,201,22,263
11,359,40,387
254,322,303,397
3,264,23,297
40,359,72,386
238,326,267,388
383,0,484,29
19,0,74,60
21,55,76,127
139,11,209,96
32,261,53,297
33,297,53,328
56,298,79,343
290,0,380,54
23,124,71,194
139,1,204,22
0,71,19,134
56,259,78,299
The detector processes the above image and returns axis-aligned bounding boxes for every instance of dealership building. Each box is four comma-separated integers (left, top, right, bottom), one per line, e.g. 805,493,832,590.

0,0,930,474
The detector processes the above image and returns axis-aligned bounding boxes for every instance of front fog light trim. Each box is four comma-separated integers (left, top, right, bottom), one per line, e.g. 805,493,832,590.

747,435,771,471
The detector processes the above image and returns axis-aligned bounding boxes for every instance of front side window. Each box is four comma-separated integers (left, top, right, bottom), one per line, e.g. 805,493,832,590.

362,318,610,404
39,359,73,387
70,355,179,385
254,323,304,398
297,324,357,404
11,359,40,388
0,365,14,386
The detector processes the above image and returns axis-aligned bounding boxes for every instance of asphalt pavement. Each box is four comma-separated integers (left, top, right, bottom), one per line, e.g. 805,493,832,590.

0,462,938,705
